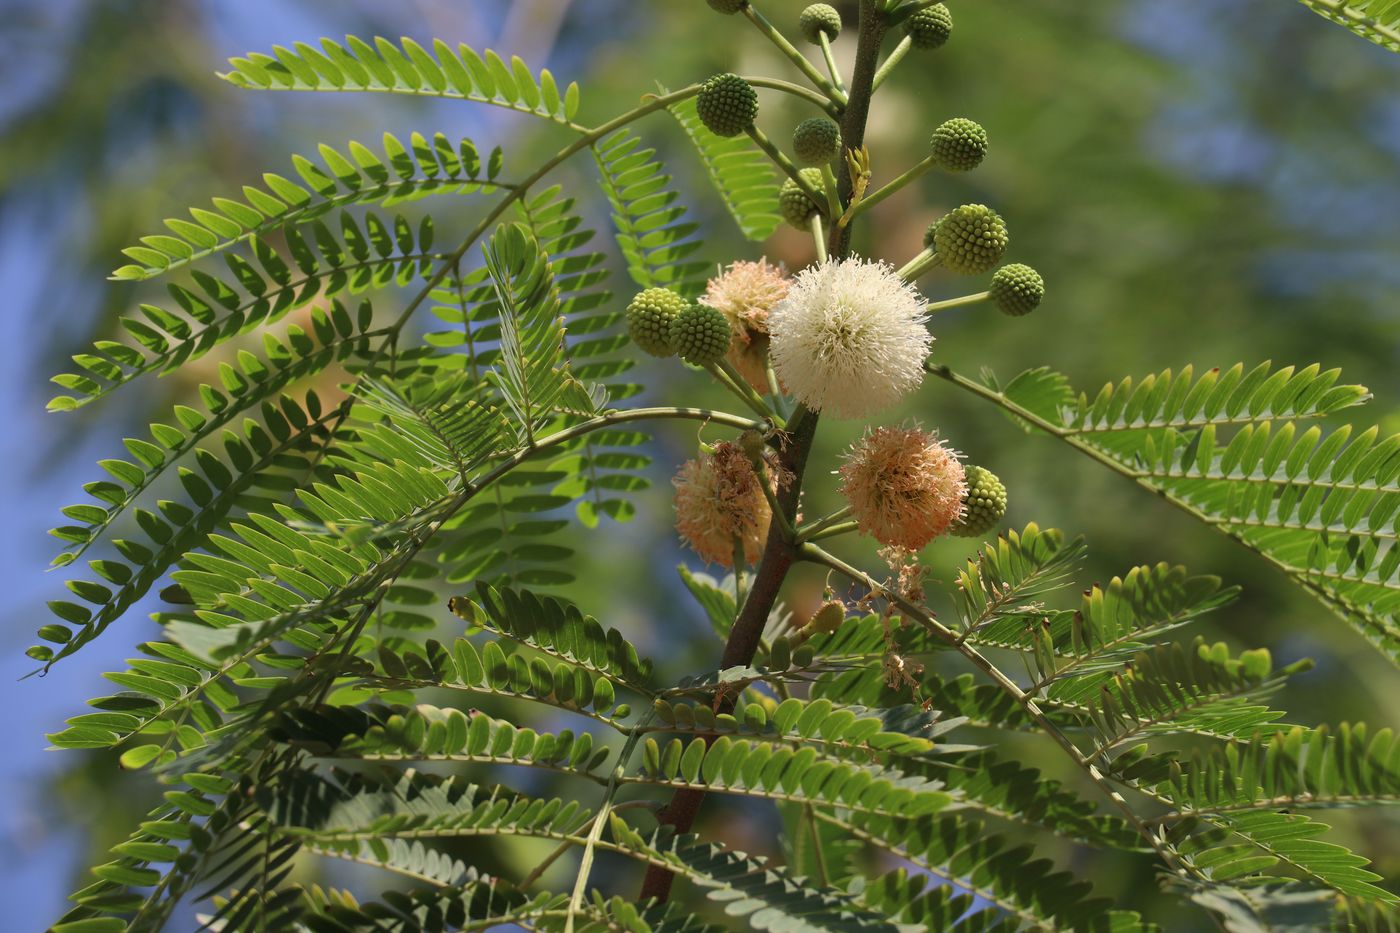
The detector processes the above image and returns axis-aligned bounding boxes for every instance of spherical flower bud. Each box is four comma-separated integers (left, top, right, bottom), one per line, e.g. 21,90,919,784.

769,257,932,419
671,303,732,365
989,264,1044,316
951,465,1007,537
907,3,953,49
673,442,773,567
805,600,847,634
738,429,768,466
778,167,827,230
840,425,967,549
793,117,842,166
627,287,687,357
931,203,1009,275
799,4,842,43
697,73,758,138
707,0,747,12
701,258,790,390
930,117,987,172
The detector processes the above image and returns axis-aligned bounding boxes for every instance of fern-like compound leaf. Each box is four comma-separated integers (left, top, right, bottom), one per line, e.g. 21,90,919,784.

1293,0,1400,53
220,36,581,124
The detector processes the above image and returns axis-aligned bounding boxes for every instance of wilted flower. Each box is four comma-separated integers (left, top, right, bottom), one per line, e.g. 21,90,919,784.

673,441,773,566
768,257,931,419
700,259,790,391
840,425,966,549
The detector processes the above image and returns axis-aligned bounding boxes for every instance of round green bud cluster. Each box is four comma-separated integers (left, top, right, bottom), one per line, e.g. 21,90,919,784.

907,3,953,49
798,4,842,43
671,304,732,365
707,0,747,13
697,73,758,137
627,287,687,357
930,117,987,172
779,167,827,229
793,117,842,165
931,203,1009,275
990,264,1045,316
952,466,1007,537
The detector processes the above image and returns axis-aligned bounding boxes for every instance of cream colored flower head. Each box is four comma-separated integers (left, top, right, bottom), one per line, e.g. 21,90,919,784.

840,425,966,550
673,442,772,567
768,257,931,419
701,259,790,391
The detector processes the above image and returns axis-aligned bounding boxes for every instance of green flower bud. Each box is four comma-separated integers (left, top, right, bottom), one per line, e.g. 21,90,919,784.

793,117,842,165
931,203,1009,275
990,264,1045,316
930,117,987,172
627,287,687,357
799,4,842,43
907,3,953,49
805,600,847,634
952,465,1008,537
778,167,827,229
671,303,732,365
696,73,759,137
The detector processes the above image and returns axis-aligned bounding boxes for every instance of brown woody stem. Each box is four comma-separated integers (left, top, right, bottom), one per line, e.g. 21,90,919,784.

638,0,887,902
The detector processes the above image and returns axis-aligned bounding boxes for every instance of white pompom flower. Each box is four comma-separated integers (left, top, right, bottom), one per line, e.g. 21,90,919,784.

768,257,932,419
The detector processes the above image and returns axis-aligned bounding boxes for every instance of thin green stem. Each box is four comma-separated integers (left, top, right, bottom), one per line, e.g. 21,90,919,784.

765,359,784,404
520,803,660,890
804,520,858,543
566,709,658,932
754,463,796,541
927,291,991,313
820,163,843,219
898,249,943,280
810,212,829,262
745,6,848,105
871,35,912,90
706,362,781,424
749,76,844,117
796,505,853,541
850,154,936,218
798,542,1200,883
818,33,846,94
804,803,831,886
748,125,824,203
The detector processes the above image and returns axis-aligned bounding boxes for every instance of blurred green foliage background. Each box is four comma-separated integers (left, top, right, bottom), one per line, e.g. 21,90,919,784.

3,0,1399,926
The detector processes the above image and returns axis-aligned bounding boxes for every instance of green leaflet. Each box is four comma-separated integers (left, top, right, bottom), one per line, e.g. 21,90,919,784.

631,734,955,821
591,128,709,298
34,392,341,665
53,209,437,410
50,301,380,568
1293,0,1400,53
668,96,783,242
220,36,581,124
966,362,1400,666
112,133,507,281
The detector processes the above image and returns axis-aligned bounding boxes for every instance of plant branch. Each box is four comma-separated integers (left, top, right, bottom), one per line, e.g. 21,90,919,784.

818,34,846,94
829,3,887,257
927,291,991,313
871,35,912,90
850,154,936,218
744,5,848,105
641,1,888,902
798,541,1201,883
746,126,825,206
